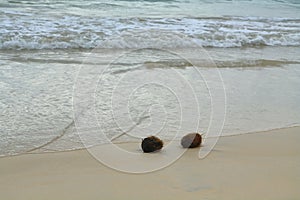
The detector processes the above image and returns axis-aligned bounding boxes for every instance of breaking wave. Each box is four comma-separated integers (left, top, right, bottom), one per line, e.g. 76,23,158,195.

1,16,300,50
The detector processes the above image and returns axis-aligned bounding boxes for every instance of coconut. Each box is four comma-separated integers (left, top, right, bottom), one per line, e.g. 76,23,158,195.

141,136,163,153
181,133,202,148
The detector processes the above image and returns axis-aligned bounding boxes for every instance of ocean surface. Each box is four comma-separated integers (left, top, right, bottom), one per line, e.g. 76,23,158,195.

1,0,300,156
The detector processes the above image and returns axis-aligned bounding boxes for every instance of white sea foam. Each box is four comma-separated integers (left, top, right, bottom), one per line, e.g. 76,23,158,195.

1,16,300,50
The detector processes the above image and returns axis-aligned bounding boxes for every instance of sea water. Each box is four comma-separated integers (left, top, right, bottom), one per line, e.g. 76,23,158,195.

0,0,300,156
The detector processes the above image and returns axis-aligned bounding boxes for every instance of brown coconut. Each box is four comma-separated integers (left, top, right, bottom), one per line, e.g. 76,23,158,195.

141,136,163,153
181,133,202,148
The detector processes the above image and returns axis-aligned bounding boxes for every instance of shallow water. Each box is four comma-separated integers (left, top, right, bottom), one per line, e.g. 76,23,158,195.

1,47,300,156
0,0,300,156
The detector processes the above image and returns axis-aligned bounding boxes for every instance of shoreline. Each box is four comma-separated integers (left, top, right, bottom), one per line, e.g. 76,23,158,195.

1,125,299,159
1,126,299,199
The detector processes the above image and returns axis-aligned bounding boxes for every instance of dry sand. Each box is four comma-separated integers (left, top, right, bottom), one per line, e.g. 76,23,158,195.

0,127,299,200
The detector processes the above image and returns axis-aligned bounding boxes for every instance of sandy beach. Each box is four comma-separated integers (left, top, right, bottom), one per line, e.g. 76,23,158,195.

1,126,299,200
1,0,300,199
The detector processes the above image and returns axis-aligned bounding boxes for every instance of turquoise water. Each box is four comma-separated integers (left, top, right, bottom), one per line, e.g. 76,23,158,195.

0,0,300,156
